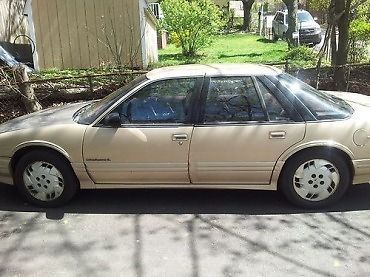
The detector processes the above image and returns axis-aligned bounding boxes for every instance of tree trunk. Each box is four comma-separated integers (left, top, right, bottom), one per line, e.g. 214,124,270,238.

330,24,337,66
283,0,298,47
16,65,42,113
241,0,255,32
333,0,352,91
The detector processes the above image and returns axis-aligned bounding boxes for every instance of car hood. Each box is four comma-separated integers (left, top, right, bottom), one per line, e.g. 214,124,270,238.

0,101,91,134
325,91,370,107
299,21,320,29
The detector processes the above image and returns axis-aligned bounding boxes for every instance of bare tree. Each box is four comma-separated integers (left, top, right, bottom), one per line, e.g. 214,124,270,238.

241,0,255,32
329,0,367,90
0,65,42,113
282,0,298,47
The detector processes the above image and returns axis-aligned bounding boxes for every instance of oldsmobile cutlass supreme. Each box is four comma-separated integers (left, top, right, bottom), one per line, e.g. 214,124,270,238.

0,64,369,208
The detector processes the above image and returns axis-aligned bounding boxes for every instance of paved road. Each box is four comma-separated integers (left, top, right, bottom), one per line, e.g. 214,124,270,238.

0,184,369,277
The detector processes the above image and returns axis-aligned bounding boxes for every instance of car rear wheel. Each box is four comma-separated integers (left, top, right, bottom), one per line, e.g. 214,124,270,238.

279,149,351,208
14,150,79,207
272,29,278,41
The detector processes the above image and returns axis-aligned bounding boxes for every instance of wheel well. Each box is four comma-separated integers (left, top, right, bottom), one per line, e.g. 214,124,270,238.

278,146,355,187
10,146,71,175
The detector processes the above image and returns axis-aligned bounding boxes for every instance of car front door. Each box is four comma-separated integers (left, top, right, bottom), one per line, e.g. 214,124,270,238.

189,76,306,185
83,77,202,184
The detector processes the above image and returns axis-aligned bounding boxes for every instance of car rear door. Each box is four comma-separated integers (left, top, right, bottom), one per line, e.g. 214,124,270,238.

83,77,202,184
189,76,306,185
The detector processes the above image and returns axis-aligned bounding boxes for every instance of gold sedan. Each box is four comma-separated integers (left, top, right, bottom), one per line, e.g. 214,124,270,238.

0,64,369,208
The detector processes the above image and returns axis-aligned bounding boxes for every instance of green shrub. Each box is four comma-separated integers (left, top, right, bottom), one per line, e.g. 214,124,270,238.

285,46,317,67
160,0,223,57
349,19,370,63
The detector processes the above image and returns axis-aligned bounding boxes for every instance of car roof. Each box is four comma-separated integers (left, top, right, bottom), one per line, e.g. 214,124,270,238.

278,9,309,15
146,64,282,80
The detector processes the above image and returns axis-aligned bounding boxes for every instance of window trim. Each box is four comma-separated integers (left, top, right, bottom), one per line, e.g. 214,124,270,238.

252,76,269,121
254,76,298,123
257,76,305,122
265,75,316,121
94,76,204,128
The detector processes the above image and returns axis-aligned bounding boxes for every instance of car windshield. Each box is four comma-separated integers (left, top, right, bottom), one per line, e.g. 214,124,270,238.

74,75,148,125
298,11,314,22
277,73,353,120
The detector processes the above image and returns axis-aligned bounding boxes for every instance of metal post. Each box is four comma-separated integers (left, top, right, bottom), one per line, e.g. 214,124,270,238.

88,75,94,94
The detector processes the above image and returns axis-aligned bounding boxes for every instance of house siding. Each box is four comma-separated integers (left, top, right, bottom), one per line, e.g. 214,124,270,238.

144,11,159,66
31,0,155,70
0,0,28,43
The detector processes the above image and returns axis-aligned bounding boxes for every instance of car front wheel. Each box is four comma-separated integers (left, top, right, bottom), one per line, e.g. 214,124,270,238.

279,149,351,208
272,28,278,41
14,150,79,207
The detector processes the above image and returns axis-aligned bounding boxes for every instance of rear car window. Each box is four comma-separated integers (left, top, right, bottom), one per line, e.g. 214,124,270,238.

277,73,353,120
204,77,265,123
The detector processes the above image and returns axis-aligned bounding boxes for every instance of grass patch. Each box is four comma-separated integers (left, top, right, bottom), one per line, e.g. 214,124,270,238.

153,33,289,67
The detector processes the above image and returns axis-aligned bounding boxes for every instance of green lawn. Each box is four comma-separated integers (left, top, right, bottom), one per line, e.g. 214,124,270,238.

154,33,289,67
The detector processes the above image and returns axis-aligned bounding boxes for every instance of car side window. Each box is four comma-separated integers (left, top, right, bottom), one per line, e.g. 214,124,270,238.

276,13,280,22
277,13,283,23
204,77,265,123
256,79,291,122
113,78,196,124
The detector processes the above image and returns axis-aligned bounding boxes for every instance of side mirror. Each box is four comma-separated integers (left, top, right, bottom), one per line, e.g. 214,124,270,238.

314,17,318,21
104,112,121,128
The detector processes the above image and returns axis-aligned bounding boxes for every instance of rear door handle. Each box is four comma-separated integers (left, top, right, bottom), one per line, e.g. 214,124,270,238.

269,131,286,139
172,134,188,141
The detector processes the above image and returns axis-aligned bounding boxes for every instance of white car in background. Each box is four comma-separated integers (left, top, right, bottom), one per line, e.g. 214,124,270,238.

272,10,322,45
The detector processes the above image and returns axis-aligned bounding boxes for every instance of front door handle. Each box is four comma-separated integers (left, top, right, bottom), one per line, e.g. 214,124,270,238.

172,134,188,141
269,131,286,139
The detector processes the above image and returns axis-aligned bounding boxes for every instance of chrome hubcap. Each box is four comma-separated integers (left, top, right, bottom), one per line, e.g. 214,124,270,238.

23,161,64,202
293,159,340,202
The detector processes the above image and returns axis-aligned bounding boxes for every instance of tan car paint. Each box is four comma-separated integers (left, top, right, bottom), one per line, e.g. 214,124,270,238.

83,126,194,184
189,123,305,184
0,64,369,191
0,124,89,184
270,101,370,185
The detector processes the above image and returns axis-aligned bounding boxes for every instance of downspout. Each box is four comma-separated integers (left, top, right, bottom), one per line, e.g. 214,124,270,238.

138,0,148,69
24,0,39,70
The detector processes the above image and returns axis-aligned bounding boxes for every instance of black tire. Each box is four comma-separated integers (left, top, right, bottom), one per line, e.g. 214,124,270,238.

282,32,287,41
272,29,278,41
14,150,79,207
279,149,351,209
